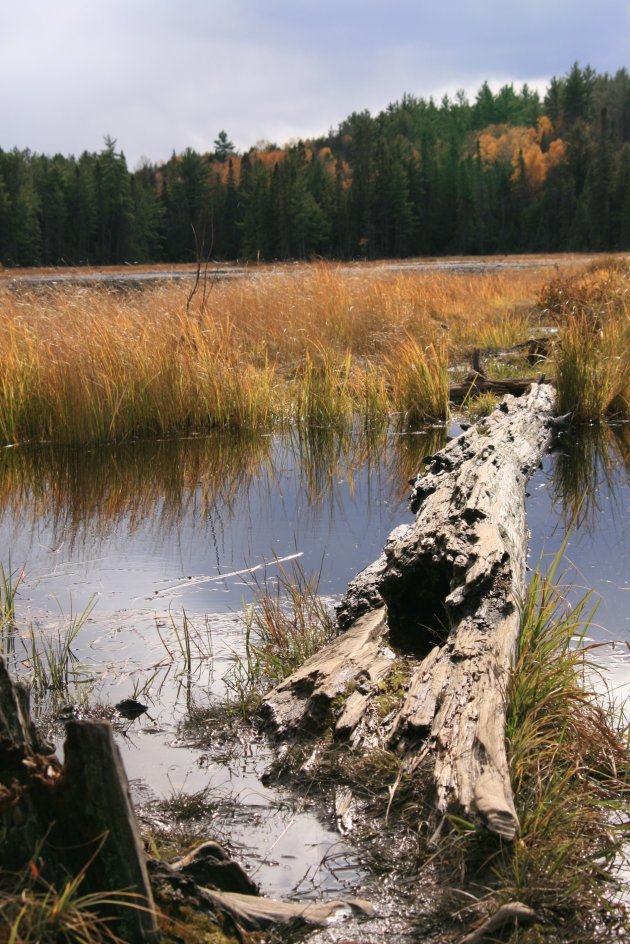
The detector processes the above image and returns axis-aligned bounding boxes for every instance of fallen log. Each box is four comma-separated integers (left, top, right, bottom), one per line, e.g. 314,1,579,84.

149,849,373,935
262,383,557,840
448,374,552,403
447,345,554,404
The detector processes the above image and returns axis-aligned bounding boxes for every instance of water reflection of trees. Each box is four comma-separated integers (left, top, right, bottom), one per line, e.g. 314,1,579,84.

0,434,274,551
552,423,630,530
0,424,446,548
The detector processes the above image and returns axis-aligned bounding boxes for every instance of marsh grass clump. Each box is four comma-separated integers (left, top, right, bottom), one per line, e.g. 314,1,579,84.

387,338,449,425
0,558,23,626
153,786,219,825
292,346,355,428
494,564,630,940
0,855,237,944
226,560,336,716
0,564,96,700
555,310,630,421
0,263,560,445
0,859,145,944
0,559,24,665
538,260,630,421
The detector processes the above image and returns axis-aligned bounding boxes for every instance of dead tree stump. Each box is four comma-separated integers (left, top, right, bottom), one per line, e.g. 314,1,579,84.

0,660,158,943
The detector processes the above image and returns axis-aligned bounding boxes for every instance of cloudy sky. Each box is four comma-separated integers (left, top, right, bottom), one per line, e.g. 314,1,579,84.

2,0,629,168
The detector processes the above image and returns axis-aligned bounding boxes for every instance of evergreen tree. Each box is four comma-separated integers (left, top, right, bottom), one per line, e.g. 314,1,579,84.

213,131,236,162
0,174,12,263
95,137,134,263
14,178,42,265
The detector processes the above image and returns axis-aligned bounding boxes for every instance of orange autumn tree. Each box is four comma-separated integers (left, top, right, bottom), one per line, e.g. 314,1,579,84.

473,117,567,189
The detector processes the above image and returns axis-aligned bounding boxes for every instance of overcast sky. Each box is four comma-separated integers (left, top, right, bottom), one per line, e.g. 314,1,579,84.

2,0,629,168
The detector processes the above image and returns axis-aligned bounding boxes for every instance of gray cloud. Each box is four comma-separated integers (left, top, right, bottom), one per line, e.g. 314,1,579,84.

2,0,629,166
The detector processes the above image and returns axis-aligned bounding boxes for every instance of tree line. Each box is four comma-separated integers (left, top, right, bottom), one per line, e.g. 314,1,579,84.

1,63,630,267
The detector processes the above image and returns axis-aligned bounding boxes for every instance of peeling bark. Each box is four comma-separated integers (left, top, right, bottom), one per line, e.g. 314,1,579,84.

263,384,557,840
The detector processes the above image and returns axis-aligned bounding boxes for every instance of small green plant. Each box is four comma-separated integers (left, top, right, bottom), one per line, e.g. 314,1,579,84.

156,784,217,824
466,391,501,418
25,596,96,695
226,560,336,716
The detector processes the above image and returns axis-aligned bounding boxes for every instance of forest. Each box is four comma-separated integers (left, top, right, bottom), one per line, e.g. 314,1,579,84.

1,63,630,266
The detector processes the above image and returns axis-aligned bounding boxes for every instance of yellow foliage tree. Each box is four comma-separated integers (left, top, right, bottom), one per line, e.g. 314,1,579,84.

473,119,566,190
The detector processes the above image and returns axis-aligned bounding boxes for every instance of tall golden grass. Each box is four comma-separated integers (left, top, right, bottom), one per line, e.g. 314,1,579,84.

539,258,630,420
0,260,593,444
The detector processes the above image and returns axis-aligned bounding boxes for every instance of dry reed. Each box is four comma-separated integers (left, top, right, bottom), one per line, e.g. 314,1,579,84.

538,259,630,420
0,260,590,444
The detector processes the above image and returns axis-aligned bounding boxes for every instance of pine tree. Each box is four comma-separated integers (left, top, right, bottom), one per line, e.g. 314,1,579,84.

213,131,236,162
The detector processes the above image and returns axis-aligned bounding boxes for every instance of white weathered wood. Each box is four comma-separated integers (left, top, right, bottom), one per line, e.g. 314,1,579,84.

200,888,374,932
261,607,394,734
263,384,557,840
460,901,538,943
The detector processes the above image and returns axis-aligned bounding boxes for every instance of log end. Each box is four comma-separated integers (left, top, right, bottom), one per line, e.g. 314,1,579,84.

473,770,519,841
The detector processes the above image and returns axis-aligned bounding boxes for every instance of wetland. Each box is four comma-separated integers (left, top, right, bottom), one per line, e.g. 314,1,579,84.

0,256,629,942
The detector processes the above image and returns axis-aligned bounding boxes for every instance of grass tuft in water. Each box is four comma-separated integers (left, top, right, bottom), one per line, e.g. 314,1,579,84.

226,560,337,717
156,609,214,677
387,337,449,426
25,596,97,696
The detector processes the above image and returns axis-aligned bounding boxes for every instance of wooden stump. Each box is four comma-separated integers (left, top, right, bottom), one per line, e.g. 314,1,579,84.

263,383,557,840
0,660,158,943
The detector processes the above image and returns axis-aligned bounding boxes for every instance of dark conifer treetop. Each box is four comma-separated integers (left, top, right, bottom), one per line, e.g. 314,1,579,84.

1,64,629,266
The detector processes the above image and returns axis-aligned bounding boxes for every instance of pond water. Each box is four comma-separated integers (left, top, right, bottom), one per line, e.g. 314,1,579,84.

0,425,441,898
1,421,628,905
528,424,630,702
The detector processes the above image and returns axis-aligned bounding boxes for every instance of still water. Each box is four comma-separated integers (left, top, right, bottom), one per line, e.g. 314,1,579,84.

0,422,628,900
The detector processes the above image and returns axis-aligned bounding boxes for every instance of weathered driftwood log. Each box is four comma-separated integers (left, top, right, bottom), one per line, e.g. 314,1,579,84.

200,889,374,933
0,659,158,943
460,901,539,944
262,383,557,841
447,344,554,403
149,855,374,935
